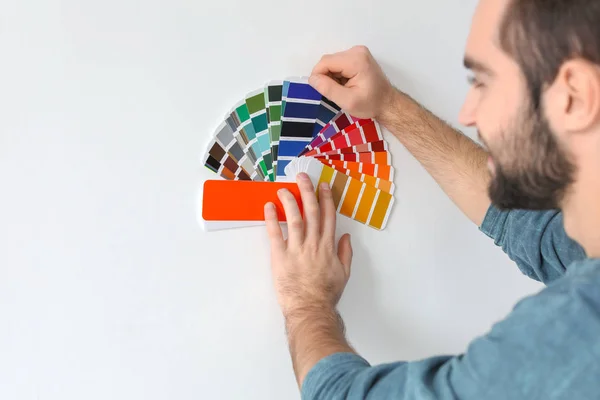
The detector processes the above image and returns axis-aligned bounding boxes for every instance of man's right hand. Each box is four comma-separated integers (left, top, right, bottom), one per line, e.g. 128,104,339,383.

309,46,397,122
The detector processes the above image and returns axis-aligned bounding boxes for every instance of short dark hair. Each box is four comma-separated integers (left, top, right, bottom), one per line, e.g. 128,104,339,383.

500,0,600,111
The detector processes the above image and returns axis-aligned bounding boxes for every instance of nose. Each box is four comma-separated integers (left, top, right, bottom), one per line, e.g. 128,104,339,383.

458,89,477,127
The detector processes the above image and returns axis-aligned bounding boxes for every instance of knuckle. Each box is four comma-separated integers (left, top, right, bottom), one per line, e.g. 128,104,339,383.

322,240,336,253
345,96,357,109
325,197,337,211
289,218,304,231
353,45,371,59
344,96,360,111
303,241,319,255
305,202,319,216
268,231,282,243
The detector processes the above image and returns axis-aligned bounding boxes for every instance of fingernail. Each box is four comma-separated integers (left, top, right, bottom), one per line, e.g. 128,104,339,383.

309,75,319,86
297,173,309,181
320,182,330,191
278,188,288,196
264,202,276,217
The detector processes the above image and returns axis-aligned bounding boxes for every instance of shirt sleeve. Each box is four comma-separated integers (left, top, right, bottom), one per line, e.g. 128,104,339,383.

479,206,585,284
301,267,600,399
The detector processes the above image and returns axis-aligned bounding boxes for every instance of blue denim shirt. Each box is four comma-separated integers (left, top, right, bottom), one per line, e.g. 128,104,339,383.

302,206,600,400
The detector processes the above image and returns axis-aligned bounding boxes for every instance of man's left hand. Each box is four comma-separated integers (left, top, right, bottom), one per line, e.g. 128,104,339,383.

264,173,353,318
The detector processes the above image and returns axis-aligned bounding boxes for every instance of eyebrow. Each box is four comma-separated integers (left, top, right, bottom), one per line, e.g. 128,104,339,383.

463,56,494,75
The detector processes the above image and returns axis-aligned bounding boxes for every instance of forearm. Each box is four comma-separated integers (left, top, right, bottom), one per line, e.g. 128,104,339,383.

285,306,356,388
380,89,491,226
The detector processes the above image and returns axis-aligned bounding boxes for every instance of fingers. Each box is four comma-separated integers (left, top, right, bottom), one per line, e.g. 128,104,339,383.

265,202,285,251
308,74,352,106
318,182,337,242
310,48,364,79
278,188,304,247
296,173,320,241
337,234,353,274
310,46,375,115
309,49,359,102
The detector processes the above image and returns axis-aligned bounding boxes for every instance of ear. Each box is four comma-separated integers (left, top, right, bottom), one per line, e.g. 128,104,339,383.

550,59,600,134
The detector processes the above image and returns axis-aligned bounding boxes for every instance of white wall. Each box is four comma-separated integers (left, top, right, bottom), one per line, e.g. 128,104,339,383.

0,0,543,399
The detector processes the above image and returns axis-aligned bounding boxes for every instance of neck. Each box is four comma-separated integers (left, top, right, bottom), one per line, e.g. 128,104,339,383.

563,166,600,258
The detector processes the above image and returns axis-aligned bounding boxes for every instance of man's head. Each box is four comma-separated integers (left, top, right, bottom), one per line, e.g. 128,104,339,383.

459,0,600,224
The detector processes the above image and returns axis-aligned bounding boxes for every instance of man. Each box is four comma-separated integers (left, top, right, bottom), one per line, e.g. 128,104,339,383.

264,0,600,398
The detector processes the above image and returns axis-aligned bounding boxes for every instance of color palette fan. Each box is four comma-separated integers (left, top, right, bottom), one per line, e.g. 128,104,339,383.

201,77,395,231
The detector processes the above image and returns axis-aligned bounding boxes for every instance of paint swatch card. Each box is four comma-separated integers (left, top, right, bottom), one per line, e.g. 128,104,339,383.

313,97,341,136
204,140,252,181
204,123,257,181
276,77,323,180
304,120,383,156
265,81,283,177
224,109,261,175
201,180,303,231
301,115,370,155
200,77,396,231
322,160,395,181
285,158,394,230
234,101,269,179
246,91,274,181
314,151,392,164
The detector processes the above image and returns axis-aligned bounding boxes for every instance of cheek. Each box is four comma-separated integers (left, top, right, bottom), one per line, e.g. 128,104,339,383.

477,94,505,144
481,85,522,151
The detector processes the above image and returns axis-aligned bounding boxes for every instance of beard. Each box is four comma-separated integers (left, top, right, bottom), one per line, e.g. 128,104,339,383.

486,102,576,210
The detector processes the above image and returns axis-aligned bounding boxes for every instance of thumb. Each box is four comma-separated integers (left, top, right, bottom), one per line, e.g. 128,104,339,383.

337,233,353,273
309,74,352,106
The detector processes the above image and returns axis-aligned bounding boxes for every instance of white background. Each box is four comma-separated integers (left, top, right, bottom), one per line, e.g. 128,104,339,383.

0,0,543,399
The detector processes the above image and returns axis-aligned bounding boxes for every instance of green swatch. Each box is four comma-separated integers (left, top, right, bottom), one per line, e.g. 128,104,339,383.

246,91,274,181
265,82,283,179
235,102,268,178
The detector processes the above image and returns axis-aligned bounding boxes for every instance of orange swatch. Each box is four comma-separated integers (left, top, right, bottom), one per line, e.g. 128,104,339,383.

314,151,391,164
202,180,303,222
322,160,394,181
322,162,394,193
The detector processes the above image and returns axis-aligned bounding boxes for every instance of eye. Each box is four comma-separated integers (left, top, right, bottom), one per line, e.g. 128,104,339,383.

467,75,484,88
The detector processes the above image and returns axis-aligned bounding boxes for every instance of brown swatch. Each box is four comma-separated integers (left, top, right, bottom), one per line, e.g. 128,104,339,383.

238,170,251,180
331,171,349,208
209,142,226,161
224,156,238,173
